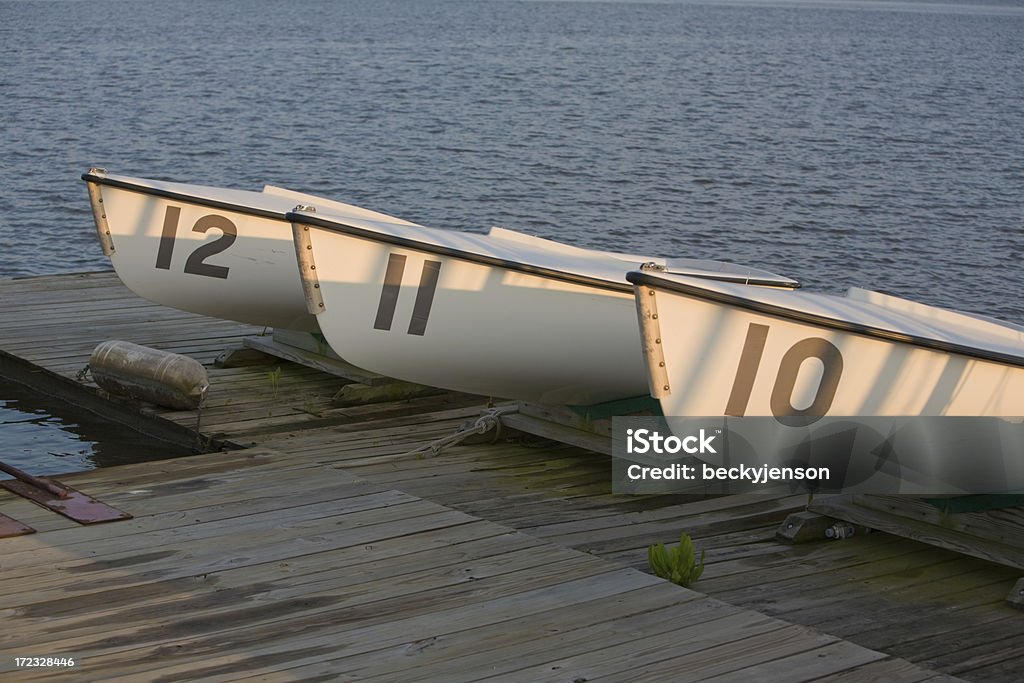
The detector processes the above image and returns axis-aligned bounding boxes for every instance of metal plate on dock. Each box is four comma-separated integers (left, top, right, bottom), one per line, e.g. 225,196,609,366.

1,480,132,524
0,512,35,538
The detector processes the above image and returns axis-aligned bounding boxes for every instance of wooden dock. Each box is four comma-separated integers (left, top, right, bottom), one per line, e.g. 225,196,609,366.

0,271,1019,682
0,444,939,683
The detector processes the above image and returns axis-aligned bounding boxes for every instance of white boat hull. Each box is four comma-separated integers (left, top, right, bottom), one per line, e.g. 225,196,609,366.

631,276,1024,417
291,203,798,404
302,228,648,404
83,170,418,331
626,273,1024,492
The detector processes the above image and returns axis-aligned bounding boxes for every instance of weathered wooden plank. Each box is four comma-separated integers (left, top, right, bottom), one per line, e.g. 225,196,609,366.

2,491,446,577
520,493,801,534
958,656,1024,683
921,631,1024,676
586,627,837,682
1,528,538,627
838,591,1022,651
318,392,484,419
3,539,587,654
697,534,925,593
0,477,380,556
531,498,803,546
0,503,472,597
0,304,231,329
0,312,186,331
711,549,978,616
495,617,814,683
0,270,117,289
9,568,654,681
254,588,715,683
694,640,888,683
0,472,395,560
767,656,952,683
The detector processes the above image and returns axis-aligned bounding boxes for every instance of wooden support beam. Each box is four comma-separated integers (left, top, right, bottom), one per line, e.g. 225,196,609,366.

242,334,389,385
214,344,277,368
810,495,1024,571
332,381,447,407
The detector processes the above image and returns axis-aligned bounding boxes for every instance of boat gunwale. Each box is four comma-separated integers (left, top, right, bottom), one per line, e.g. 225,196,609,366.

80,172,799,293
287,211,801,294
79,172,798,292
84,172,644,294
82,172,288,222
626,270,1024,369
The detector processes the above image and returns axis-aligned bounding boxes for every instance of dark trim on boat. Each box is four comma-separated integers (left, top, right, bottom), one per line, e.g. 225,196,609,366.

287,212,799,294
82,172,287,222
626,271,1024,368
289,212,632,292
81,171,799,292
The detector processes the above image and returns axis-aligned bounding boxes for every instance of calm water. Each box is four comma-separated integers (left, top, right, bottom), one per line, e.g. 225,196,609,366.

0,376,193,477
1,0,1022,471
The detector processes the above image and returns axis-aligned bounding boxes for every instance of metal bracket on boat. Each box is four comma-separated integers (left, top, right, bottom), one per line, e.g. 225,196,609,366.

640,261,667,272
0,461,132,525
0,512,35,538
634,286,672,399
291,206,326,315
85,167,116,256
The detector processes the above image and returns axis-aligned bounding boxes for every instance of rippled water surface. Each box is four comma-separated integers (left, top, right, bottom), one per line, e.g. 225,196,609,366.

0,376,194,477
2,0,1022,319
0,0,1022,472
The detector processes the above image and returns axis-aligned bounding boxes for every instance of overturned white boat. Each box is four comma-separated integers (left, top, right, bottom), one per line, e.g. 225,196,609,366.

83,169,422,331
627,269,1024,417
287,208,799,405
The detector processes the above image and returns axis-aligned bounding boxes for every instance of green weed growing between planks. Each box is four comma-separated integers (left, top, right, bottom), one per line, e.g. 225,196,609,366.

648,532,705,588
267,366,282,400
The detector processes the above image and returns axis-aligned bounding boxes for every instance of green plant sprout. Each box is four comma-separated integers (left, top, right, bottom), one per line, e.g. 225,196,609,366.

267,366,281,400
648,532,705,588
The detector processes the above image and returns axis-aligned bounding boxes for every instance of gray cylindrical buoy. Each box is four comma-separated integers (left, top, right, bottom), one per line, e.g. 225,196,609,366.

89,340,209,410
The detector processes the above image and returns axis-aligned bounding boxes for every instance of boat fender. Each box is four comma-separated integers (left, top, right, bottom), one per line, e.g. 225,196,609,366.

89,340,209,410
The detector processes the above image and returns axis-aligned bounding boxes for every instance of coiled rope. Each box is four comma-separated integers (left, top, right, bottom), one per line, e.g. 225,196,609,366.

404,405,518,458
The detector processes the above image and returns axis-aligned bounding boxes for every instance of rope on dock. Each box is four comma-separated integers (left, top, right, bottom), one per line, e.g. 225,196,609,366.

403,405,520,459
75,364,91,383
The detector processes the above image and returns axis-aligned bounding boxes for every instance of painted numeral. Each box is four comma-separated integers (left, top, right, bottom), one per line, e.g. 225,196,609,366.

374,254,407,330
408,260,441,336
770,337,844,425
727,322,844,425
155,206,180,270
373,253,442,336
184,215,237,279
725,323,770,417
155,206,237,280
